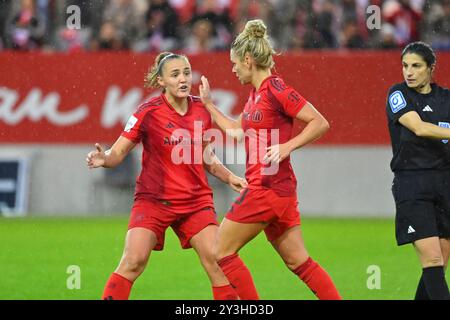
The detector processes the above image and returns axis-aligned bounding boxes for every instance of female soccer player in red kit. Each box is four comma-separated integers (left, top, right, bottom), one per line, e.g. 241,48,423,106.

199,20,342,300
86,52,247,300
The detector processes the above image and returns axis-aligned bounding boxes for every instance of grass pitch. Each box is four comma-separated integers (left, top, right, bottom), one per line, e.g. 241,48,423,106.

0,216,441,300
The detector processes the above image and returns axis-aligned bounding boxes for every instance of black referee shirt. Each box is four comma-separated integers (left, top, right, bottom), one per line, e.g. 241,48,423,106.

386,82,450,172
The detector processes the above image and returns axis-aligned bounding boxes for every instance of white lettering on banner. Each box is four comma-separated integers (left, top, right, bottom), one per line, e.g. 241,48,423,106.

0,85,238,129
210,89,237,116
0,87,88,125
101,86,144,128
100,86,238,128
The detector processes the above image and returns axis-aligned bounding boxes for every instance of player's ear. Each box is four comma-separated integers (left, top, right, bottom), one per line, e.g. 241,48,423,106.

157,75,165,88
244,52,252,69
430,64,435,75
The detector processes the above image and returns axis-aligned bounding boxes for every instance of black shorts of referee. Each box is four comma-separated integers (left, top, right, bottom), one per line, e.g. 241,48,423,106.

392,170,450,246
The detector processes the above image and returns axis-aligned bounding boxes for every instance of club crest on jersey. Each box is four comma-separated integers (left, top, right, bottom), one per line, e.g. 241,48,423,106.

439,122,450,144
252,110,263,123
389,91,407,114
124,115,138,132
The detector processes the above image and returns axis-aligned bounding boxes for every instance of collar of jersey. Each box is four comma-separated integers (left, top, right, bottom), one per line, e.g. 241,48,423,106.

257,74,278,92
160,93,191,117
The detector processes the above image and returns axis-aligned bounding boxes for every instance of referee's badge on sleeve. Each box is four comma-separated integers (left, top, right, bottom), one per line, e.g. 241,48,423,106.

389,91,407,114
439,122,450,144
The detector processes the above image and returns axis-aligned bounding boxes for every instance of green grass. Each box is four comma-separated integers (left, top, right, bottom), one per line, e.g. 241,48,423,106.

0,216,442,300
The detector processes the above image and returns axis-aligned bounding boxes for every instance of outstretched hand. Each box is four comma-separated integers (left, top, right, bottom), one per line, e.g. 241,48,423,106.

86,143,106,169
199,76,213,106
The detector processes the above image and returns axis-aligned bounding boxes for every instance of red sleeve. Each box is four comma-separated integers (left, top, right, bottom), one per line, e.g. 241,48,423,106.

120,111,146,144
205,112,212,131
267,77,307,118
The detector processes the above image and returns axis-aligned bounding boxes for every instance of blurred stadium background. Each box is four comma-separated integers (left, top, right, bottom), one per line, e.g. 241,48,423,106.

0,0,449,300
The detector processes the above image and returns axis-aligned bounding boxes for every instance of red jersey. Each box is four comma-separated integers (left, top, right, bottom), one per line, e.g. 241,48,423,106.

121,94,214,213
242,75,307,197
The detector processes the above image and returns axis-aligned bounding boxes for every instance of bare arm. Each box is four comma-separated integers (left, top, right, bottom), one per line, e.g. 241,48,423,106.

399,111,450,139
264,102,330,163
86,136,136,169
199,76,244,140
286,102,330,151
203,144,247,192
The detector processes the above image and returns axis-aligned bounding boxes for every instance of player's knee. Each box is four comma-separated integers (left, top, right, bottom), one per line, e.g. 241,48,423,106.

280,252,309,271
120,254,148,274
422,255,444,268
199,250,217,269
214,251,224,262
285,258,308,272
215,249,236,262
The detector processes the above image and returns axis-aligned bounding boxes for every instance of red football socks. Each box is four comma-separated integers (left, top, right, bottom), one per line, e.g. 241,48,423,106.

217,253,259,300
293,257,342,300
212,284,239,300
102,272,134,300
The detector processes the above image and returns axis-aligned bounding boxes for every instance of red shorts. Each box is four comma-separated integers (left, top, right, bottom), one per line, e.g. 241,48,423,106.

128,199,219,251
225,188,301,242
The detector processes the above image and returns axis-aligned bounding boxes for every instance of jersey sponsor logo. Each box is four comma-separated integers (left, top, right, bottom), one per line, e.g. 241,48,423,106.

422,105,433,112
164,136,183,145
124,115,138,132
438,122,450,144
389,91,407,114
163,136,203,145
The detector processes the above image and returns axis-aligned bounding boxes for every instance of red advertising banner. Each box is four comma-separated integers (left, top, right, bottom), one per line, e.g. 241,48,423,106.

1,51,449,144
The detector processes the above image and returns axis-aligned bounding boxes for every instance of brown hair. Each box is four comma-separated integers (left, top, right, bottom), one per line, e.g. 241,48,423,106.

144,52,189,89
231,19,276,69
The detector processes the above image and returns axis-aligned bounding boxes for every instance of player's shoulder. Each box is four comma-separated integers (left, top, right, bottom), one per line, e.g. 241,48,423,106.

189,95,203,104
135,96,164,115
387,82,410,105
188,95,207,111
265,75,289,93
387,82,408,95
188,95,212,120
433,83,450,98
387,82,412,114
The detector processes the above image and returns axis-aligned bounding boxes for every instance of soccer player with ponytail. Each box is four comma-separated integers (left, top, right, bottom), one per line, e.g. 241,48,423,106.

87,52,247,300
200,20,342,300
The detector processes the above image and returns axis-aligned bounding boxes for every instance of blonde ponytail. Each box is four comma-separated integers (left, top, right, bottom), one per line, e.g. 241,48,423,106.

231,19,276,69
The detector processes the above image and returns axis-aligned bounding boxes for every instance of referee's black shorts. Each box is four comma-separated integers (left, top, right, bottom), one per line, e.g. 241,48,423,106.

392,170,450,246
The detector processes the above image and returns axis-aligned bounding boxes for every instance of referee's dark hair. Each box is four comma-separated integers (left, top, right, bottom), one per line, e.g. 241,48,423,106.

401,41,436,67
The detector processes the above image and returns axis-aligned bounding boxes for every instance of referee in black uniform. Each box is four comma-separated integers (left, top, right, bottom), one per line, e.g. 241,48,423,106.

386,42,450,300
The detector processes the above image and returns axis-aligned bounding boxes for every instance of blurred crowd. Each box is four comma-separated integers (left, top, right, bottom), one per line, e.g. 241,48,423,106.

0,0,449,52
